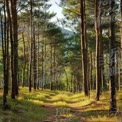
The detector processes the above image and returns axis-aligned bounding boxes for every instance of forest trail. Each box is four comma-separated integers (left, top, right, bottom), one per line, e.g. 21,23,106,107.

0,88,120,122
42,95,88,122
42,100,116,122
41,93,117,122
42,102,57,122
42,102,86,122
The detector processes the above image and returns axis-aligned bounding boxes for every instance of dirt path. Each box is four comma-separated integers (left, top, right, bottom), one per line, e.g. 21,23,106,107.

42,101,87,122
41,92,118,122
42,102,57,122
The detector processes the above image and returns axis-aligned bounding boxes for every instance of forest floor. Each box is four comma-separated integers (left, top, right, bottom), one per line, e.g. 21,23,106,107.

0,87,122,122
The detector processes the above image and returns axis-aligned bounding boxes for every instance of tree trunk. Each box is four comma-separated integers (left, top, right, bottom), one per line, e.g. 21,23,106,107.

22,31,26,87
70,73,73,92
41,45,44,90
1,3,8,108
119,0,122,91
29,0,33,92
109,0,117,114
50,41,53,90
11,0,18,97
43,37,46,89
4,0,12,98
90,51,93,90
6,16,10,96
37,26,40,89
33,26,37,90
95,0,102,101
53,45,56,90
80,0,89,96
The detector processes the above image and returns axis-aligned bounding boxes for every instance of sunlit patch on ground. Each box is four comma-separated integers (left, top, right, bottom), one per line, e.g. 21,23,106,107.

0,87,122,122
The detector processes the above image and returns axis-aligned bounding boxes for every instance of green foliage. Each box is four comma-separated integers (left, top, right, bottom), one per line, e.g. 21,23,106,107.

0,98,46,122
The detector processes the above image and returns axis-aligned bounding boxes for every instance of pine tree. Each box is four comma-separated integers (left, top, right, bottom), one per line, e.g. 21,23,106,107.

109,0,117,114
80,0,89,96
